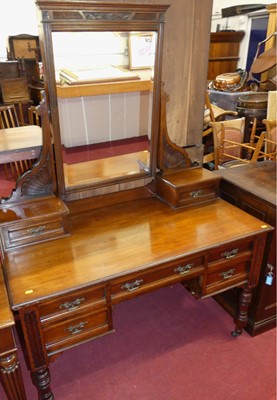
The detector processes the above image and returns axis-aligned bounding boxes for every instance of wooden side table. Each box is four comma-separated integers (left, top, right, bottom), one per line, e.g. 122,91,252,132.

214,161,276,335
0,266,27,400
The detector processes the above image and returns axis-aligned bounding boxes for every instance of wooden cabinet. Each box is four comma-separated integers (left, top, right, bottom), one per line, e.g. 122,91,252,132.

214,161,276,335
0,61,19,80
0,266,27,400
208,31,245,81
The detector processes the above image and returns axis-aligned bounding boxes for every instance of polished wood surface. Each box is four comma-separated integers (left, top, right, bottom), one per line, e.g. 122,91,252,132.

214,161,277,335
215,161,276,205
5,198,271,308
0,267,27,400
0,125,42,163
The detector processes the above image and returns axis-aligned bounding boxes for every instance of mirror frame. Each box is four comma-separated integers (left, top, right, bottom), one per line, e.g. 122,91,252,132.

36,0,170,201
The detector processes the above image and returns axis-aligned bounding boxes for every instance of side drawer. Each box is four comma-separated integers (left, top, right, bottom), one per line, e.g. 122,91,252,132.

1,217,67,249
208,238,253,264
39,285,106,321
204,261,249,296
111,255,204,303
177,182,219,207
42,307,112,356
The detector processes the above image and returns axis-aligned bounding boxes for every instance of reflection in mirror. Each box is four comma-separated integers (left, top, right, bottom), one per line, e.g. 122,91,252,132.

52,31,156,189
0,167,16,200
0,121,42,202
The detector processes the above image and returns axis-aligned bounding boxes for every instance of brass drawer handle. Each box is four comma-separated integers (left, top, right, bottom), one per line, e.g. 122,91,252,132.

65,321,88,335
59,297,86,311
27,225,46,235
221,248,239,259
121,279,144,292
174,264,193,275
190,190,203,198
220,268,235,280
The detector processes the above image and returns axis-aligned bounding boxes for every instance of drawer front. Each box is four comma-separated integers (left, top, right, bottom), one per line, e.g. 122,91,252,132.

204,261,249,296
178,183,219,207
39,285,106,321
43,308,111,355
111,256,204,303
2,218,67,249
208,239,253,264
0,62,19,79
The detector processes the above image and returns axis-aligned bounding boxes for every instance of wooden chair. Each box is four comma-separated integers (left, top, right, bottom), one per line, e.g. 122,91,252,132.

204,92,238,124
0,104,33,180
260,119,277,161
207,117,265,169
0,104,19,129
203,92,238,167
28,105,41,126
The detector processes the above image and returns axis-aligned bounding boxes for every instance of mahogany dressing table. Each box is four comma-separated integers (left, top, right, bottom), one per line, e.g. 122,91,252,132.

0,2,274,399
1,195,272,399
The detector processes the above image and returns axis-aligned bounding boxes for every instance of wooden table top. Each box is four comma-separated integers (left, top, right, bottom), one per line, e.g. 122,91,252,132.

214,161,276,206
0,125,42,153
3,197,272,309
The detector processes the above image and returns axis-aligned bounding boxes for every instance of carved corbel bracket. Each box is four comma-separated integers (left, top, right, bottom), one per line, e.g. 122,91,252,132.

157,84,193,174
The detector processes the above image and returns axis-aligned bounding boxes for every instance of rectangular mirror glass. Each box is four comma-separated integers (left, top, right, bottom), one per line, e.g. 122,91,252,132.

52,31,156,190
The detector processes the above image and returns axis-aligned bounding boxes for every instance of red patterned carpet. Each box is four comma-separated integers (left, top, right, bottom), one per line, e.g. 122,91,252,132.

1,285,276,400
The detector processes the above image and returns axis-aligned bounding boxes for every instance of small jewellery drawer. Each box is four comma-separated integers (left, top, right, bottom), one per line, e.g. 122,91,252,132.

204,261,249,296
208,239,253,264
111,256,204,303
39,285,106,321
177,182,219,207
42,308,111,355
1,217,68,250
0,197,69,251
156,168,221,209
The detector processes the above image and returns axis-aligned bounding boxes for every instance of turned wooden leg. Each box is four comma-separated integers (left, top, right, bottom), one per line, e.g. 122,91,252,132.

31,367,54,400
19,308,54,400
231,287,252,337
0,349,27,400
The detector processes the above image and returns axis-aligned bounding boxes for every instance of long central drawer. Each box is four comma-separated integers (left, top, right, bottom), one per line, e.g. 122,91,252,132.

110,255,205,303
